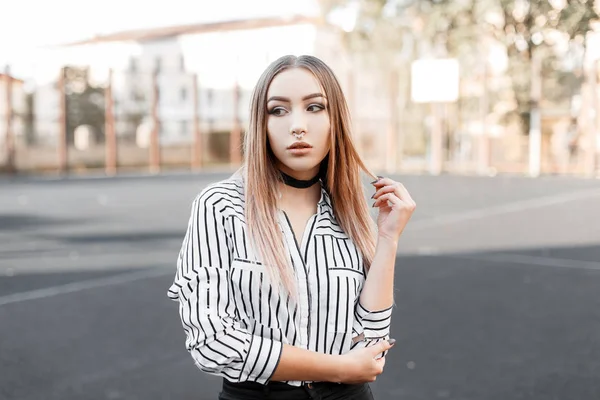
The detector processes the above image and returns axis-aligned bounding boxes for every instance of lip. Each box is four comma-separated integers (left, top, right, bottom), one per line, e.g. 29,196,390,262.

287,142,313,150
288,147,312,155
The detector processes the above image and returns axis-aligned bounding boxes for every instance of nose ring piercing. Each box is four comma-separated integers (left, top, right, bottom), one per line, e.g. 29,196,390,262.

292,131,305,140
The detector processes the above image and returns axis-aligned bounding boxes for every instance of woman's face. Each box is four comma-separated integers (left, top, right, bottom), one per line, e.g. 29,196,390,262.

266,67,331,179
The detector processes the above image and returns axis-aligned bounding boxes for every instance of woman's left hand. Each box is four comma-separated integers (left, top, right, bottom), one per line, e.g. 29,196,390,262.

371,176,416,242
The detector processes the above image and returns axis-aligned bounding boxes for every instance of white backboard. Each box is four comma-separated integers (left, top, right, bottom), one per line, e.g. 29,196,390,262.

411,58,460,103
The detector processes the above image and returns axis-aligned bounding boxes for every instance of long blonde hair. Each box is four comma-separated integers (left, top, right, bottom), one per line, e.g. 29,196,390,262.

243,55,377,296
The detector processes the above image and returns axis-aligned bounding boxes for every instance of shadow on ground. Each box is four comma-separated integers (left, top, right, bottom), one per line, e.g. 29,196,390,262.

0,213,92,231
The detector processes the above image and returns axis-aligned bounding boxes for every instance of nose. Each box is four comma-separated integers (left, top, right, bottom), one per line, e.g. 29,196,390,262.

290,110,307,138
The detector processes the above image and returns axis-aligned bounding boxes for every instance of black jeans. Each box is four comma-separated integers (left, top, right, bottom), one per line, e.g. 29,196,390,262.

218,379,374,400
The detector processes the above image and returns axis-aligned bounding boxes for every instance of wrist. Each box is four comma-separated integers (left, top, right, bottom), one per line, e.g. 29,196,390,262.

376,235,398,251
326,354,345,383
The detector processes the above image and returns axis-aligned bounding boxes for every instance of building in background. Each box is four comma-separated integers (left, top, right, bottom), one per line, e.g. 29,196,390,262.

36,15,370,147
0,73,27,148
31,82,61,146
0,7,404,172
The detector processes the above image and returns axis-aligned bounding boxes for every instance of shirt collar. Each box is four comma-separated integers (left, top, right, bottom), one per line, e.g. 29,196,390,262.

318,180,333,210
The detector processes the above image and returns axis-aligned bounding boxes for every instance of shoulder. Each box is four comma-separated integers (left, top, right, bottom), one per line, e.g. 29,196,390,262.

193,176,245,215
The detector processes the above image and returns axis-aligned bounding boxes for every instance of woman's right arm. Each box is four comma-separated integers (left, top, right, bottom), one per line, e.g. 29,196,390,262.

168,188,282,384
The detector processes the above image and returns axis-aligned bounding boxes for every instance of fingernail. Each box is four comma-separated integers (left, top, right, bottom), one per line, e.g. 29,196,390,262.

377,175,384,179
370,193,375,199
389,338,396,346
370,179,378,184
372,202,376,207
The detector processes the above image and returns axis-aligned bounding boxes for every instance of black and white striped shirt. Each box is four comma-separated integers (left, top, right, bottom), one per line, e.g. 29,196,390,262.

167,176,393,387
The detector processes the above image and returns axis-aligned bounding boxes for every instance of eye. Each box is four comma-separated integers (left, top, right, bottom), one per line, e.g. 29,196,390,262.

268,106,287,116
307,103,325,112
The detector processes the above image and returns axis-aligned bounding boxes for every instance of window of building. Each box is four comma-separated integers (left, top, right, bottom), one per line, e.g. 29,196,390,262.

179,54,186,71
129,58,138,73
180,120,188,136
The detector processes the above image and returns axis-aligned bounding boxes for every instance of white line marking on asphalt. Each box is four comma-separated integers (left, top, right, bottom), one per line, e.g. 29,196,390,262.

409,188,600,230
0,268,171,307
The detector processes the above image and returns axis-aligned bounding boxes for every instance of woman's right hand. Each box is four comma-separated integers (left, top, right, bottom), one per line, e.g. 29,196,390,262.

334,339,396,384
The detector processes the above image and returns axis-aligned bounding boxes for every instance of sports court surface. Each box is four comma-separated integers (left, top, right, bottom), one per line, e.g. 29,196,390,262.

1,171,599,400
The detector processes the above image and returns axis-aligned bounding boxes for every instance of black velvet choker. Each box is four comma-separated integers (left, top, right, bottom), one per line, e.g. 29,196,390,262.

280,170,320,189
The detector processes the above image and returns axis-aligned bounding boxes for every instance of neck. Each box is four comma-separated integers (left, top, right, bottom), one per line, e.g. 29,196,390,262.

278,179,322,209
280,170,320,189
276,169,321,208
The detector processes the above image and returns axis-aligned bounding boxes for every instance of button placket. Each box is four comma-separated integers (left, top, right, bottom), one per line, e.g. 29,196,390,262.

280,211,311,348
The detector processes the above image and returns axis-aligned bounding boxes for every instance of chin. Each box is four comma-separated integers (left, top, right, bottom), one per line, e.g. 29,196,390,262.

281,158,321,173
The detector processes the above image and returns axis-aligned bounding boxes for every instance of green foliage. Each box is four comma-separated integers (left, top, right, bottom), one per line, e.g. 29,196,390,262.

321,0,599,133
64,66,106,145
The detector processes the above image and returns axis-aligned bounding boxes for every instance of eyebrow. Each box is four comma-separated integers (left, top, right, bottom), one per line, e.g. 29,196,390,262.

266,93,326,103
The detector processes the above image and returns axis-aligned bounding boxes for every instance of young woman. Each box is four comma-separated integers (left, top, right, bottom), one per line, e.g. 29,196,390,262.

168,55,416,400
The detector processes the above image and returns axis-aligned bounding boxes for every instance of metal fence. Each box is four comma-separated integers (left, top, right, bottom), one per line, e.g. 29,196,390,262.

1,60,599,178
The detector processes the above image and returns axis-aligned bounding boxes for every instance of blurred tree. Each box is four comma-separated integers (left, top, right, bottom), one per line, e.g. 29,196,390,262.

320,0,599,134
64,66,105,145
494,0,598,133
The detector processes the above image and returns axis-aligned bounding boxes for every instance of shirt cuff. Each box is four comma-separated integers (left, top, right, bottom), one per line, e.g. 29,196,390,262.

356,302,393,339
240,334,284,384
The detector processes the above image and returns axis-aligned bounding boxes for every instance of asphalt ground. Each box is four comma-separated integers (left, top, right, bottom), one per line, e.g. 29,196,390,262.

1,171,599,400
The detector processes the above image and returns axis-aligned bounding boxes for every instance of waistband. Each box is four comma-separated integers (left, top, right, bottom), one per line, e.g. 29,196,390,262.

222,379,324,392
221,378,369,398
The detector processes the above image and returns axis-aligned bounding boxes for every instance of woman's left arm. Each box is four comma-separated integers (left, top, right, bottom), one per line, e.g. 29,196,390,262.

353,177,416,347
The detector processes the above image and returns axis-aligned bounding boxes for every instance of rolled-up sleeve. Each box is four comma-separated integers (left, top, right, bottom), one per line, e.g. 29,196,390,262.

350,301,393,352
167,188,283,384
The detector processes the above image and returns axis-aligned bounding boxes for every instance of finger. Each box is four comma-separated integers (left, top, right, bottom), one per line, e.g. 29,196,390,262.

373,193,402,208
373,358,385,379
371,184,397,200
371,338,395,355
373,192,403,209
372,179,416,207
371,176,394,188
394,183,416,207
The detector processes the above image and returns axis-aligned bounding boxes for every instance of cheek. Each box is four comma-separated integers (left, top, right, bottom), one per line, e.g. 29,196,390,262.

312,115,331,151
267,118,286,151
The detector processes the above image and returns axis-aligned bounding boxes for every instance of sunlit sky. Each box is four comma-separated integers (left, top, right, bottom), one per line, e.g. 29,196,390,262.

0,0,319,75
3,0,598,86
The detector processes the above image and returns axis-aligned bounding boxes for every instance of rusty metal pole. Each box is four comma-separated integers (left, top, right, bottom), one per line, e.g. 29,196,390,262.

584,58,599,177
347,66,362,157
528,49,542,177
229,79,242,166
478,60,491,175
397,72,408,170
149,70,160,173
105,68,117,176
386,68,399,173
429,102,444,175
191,73,202,170
58,67,68,176
596,60,600,176
4,66,15,174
